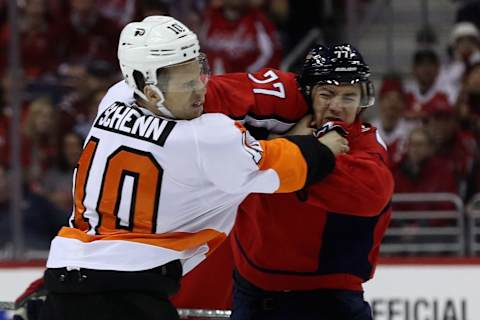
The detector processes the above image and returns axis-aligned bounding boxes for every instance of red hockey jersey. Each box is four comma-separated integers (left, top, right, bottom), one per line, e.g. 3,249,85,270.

200,7,282,74
232,121,394,291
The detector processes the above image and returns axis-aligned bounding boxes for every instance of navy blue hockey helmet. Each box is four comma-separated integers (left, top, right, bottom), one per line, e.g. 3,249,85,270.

298,44,375,108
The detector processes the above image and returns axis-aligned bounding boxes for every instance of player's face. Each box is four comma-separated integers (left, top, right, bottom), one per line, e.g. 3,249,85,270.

311,84,362,127
161,60,207,120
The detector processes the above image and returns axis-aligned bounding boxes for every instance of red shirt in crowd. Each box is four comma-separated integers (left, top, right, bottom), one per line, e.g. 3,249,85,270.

55,13,120,67
0,23,60,78
438,131,478,180
200,7,282,74
392,155,460,216
394,156,458,195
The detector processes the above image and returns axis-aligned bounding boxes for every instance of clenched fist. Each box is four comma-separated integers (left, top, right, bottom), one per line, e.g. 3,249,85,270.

318,131,349,156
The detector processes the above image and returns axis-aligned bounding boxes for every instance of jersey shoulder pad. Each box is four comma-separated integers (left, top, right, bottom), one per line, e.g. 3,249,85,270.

98,80,134,115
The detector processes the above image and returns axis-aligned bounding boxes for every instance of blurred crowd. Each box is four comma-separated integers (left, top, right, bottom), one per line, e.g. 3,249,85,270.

0,0,479,254
374,23,480,203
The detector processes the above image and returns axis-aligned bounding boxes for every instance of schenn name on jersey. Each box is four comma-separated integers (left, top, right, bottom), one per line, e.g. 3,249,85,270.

94,102,176,147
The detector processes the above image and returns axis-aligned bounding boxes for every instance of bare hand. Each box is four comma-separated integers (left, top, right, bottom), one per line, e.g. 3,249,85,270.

286,114,315,136
318,131,349,156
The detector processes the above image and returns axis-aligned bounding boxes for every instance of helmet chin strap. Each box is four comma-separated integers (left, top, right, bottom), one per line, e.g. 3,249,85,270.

134,85,175,118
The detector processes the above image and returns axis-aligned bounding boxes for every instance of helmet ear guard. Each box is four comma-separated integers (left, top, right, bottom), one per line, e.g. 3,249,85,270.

360,80,375,108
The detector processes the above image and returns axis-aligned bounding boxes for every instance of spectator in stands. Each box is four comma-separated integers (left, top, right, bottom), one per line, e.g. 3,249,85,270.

457,63,480,136
391,127,460,245
56,0,120,76
0,71,32,167
97,0,140,27
455,62,480,198
59,60,118,135
74,89,107,138
40,132,83,213
442,22,480,104
456,0,480,31
200,0,282,74
167,0,208,33
404,49,454,117
0,0,60,80
245,0,289,50
422,95,477,198
22,96,59,192
372,75,417,166
0,164,65,251
251,0,289,28
393,127,459,195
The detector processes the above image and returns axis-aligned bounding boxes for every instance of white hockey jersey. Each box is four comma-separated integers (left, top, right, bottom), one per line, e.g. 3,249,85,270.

46,93,309,274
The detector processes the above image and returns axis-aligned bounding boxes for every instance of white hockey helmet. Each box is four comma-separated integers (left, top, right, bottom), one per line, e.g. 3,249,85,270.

118,16,201,115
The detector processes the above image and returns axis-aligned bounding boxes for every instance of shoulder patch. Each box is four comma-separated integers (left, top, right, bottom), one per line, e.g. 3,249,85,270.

235,122,263,164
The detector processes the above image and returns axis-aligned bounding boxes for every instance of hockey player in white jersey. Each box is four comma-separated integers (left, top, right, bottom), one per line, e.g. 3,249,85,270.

40,16,349,320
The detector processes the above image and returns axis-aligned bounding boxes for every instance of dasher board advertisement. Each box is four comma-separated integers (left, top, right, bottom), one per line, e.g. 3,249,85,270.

364,264,478,320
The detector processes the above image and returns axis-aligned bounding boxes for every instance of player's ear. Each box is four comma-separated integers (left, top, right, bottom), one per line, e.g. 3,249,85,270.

144,85,161,102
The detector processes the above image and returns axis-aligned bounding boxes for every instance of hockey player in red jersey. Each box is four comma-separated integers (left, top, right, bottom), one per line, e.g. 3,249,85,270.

230,44,393,320
173,45,393,320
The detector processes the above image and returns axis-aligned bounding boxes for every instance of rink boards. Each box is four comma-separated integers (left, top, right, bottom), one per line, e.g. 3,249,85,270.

0,258,479,320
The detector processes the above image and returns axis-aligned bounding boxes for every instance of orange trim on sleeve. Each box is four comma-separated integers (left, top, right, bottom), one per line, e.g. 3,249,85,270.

234,121,247,132
258,138,307,192
58,227,227,253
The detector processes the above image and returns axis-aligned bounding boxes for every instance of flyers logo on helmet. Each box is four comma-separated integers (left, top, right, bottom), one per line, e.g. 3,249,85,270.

134,28,145,36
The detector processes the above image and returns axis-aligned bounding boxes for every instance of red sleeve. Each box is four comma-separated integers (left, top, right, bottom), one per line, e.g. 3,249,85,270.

204,68,308,132
305,128,394,217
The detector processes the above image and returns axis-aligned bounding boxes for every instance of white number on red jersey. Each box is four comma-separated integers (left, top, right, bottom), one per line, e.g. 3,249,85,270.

247,70,286,99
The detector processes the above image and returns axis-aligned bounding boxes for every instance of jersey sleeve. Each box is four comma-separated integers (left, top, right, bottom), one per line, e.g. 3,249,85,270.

204,68,308,133
192,114,335,194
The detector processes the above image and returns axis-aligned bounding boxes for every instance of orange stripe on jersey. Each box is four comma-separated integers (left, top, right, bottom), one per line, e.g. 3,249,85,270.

73,138,98,231
234,121,247,133
58,227,227,253
258,138,307,192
